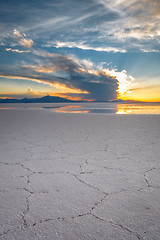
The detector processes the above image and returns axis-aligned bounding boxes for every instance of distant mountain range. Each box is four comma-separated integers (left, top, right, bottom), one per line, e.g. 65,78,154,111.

0,95,77,103
0,95,159,104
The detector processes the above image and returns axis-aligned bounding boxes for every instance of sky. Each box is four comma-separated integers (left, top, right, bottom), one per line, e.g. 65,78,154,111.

0,0,160,102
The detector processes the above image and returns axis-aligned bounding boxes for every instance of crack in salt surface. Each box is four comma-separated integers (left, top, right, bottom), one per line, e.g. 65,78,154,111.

18,169,142,228
144,167,157,188
0,153,159,238
0,229,11,237
37,171,69,175
16,163,36,228
109,221,142,240
0,226,23,238
22,195,30,228
72,174,107,194
103,166,123,172
103,166,141,174
31,216,66,228
0,161,35,230
71,193,108,220
27,170,109,227
0,161,19,166
31,218,54,227
30,193,108,227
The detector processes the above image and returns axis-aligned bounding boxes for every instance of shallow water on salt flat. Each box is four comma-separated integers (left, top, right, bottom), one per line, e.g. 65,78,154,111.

0,102,160,114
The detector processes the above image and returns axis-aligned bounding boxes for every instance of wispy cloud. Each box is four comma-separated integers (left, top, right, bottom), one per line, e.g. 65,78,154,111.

95,0,160,52
18,38,33,48
13,29,22,38
13,29,33,48
1,0,159,52
23,64,56,73
47,41,126,53
6,48,30,53
0,74,53,86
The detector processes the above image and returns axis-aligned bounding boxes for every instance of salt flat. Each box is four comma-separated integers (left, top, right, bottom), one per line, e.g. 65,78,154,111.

0,107,160,240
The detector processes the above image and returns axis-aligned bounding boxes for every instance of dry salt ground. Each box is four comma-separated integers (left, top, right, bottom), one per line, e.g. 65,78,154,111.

0,107,160,240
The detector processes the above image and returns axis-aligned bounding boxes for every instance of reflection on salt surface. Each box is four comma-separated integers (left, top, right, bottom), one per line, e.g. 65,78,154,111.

52,103,160,114
50,104,116,114
116,104,160,114
0,107,14,110
54,105,90,113
0,103,160,114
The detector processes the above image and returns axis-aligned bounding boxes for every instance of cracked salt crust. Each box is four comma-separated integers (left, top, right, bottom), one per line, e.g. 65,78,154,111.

0,109,160,239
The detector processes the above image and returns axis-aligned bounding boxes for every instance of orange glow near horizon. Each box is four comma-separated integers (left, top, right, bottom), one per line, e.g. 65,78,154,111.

52,82,89,94
49,93,83,101
116,93,160,102
123,91,160,103
118,79,160,103
0,96,15,99
116,104,160,114
119,88,160,103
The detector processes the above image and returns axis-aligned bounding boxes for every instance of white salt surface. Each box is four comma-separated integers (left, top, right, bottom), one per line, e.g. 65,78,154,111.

0,108,160,239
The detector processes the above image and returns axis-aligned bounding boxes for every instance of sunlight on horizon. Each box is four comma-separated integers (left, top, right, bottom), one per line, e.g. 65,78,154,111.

116,104,160,114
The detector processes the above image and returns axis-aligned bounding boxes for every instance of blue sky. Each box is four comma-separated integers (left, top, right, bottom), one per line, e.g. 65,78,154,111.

0,0,160,101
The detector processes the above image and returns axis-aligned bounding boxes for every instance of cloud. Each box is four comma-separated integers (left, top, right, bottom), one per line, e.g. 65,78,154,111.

13,29,22,38
33,49,58,58
0,0,159,53
0,73,89,96
51,82,89,94
140,49,160,53
103,69,136,98
26,87,40,96
13,29,34,48
1,47,137,101
55,95,84,101
22,52,135,101
114,23,160,41
100,0,160,19
19,38,33,48
95,0,160,52
49,41,126,53
6,48,30,53
0,74,53,86
26,64,55,73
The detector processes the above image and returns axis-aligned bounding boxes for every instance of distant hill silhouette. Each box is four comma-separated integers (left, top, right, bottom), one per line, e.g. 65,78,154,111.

0,95,77,103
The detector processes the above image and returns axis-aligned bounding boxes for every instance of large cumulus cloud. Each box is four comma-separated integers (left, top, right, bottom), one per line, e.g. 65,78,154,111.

24,53,118,101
